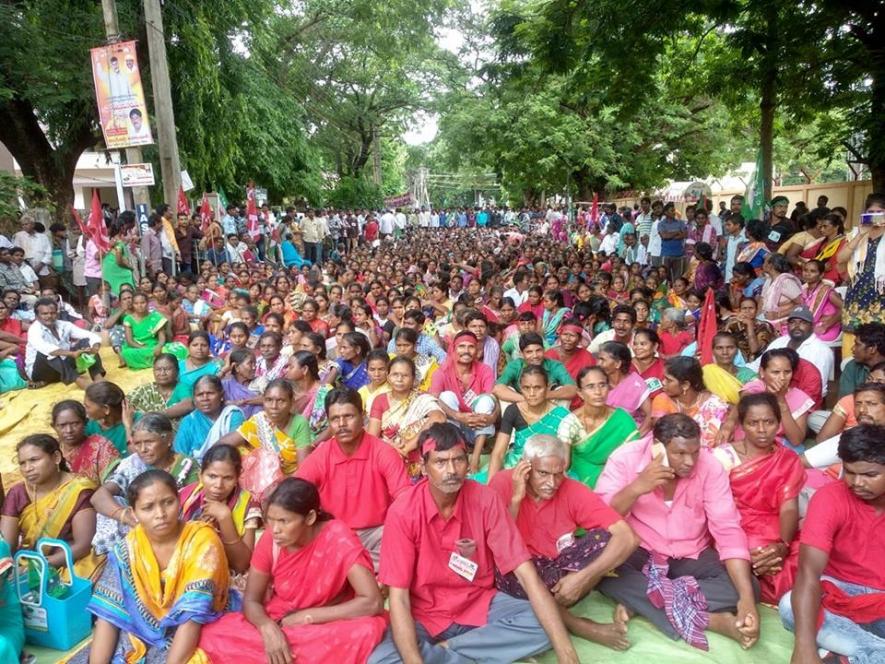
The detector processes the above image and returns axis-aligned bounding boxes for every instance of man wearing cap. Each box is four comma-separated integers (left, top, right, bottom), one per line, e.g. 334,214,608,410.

765,196,795,251
429,330,498,475
748,305,834,398
490,434,638,651
295,386,409,569
369,422,580,664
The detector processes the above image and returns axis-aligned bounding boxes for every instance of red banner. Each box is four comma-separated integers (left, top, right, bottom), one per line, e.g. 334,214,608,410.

245,183,260,239
88,189,110,252
177,186,191,216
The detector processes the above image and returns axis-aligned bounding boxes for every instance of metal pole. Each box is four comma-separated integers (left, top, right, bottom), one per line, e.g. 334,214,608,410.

143,0,182,208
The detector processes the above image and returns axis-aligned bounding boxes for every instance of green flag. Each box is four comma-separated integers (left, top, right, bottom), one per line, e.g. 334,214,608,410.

741,150,765,221
216,185,229,209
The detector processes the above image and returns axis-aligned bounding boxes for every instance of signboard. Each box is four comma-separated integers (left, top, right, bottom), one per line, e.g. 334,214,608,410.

181,170,194,192
90,41,153,150
384,192,413,209
254,188,268,206
683,181,713,204
120,163,155,187
136,203,150,235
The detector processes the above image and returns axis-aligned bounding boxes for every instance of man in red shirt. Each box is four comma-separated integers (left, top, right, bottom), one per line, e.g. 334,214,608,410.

545,318,594,408
489,434,638,651
781,424,885,663
296,387,409,568
364,215,379,244
368,422,578,664
429,330,498,474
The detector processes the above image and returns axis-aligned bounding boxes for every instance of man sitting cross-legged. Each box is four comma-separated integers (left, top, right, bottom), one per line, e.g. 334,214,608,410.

780,423,885,664
595,413,761,651
489,433,639,651
368,422,578,664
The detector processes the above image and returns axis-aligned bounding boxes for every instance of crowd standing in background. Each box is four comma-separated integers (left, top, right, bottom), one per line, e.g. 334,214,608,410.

0,191,883,664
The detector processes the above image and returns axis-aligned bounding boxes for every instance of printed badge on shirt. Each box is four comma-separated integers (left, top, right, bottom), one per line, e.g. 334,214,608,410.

448,552,478,582
556,532,576,554
645,377,662,393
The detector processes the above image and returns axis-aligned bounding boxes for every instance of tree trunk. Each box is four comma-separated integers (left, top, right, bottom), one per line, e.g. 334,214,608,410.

869,49,885,193
0,98,94,222
759,18,778,204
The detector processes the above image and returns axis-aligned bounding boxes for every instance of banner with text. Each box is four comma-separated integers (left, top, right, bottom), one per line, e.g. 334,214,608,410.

90,41,154,149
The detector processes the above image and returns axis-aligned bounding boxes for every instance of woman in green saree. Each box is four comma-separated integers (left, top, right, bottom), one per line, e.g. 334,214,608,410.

120,292,186,370
570,366,641,488
477,365,583,484
127,353,194,429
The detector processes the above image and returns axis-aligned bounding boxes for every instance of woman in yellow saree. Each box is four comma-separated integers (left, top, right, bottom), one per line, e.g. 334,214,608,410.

0,434,104,582
70,469,234,664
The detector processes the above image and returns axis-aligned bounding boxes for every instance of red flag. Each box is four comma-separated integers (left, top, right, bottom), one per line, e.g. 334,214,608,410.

177,186,191,216
697,287,717,366
199,194,212,233
70,206,89,238
589,192,599,229
88,189,110,252
245,182,260,239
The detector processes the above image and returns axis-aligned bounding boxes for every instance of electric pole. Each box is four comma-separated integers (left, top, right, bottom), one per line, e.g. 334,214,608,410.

143,0,182,207
100,0,149,210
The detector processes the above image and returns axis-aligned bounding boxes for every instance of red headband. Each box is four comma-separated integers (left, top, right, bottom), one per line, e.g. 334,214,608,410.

560,323,584,336
421,436,467,456
453,331,478,346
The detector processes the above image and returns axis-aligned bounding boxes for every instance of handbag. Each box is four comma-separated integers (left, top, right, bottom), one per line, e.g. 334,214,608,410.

13,538,93,650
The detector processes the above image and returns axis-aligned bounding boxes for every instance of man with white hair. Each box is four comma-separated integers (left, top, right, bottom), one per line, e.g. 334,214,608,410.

488,434,639,651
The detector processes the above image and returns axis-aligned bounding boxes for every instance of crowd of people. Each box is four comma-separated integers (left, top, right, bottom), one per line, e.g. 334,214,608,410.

0,189,883,664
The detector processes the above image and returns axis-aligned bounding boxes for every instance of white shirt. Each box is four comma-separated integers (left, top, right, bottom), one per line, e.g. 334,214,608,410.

395,212,407,229
26,319,100,377
380,212,395,235
419,211,431,227
430,213,440,228
12,230,53,275
225,242,248,263
600,232,619,255
503,286,528,307
648,220,662,258
747,334,835,396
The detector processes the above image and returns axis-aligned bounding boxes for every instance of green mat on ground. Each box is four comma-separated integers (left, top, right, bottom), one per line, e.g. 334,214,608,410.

536,594,792,663
22,596,793,663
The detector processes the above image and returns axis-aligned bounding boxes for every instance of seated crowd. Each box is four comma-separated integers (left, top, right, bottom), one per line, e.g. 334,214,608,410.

0,194,884,664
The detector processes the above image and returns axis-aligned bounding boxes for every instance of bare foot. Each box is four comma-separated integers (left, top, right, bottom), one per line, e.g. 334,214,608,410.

708,611,751,648
614,603,633,624
567,616,630,651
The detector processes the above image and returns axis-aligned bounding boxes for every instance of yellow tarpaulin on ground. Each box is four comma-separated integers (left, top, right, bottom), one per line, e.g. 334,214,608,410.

0,347,152,488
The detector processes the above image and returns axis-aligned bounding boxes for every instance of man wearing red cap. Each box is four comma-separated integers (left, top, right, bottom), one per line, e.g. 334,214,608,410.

369,422,579,664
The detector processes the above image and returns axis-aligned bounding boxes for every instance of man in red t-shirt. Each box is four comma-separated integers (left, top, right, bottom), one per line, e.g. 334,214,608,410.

489,433,637,651
296,387,409,569
364,216,379,244
780,424,885,663
368,422,578,664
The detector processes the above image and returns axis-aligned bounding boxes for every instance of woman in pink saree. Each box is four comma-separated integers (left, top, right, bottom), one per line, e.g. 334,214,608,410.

714,392,804,603
801,259,843,342
598,341,652,434
761,254,804,334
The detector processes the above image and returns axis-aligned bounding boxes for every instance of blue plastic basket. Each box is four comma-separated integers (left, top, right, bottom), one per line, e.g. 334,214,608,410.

13,537,93,650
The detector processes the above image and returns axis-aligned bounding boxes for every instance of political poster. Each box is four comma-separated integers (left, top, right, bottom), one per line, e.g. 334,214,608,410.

120,163,155,187
90,41,153,149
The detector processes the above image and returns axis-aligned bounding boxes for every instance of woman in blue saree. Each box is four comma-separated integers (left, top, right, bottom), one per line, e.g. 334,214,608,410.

175,375,245,462
177,331,222,398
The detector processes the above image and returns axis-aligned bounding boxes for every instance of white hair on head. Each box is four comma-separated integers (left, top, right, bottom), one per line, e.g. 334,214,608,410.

522,434,567,462
662,307,685,325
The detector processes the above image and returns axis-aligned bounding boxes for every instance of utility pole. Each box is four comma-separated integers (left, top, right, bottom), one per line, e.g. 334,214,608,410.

100,0,149,210
143,0,181,207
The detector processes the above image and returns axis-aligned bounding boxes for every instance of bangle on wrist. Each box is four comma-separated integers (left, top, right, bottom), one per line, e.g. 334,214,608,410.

222,535,241,545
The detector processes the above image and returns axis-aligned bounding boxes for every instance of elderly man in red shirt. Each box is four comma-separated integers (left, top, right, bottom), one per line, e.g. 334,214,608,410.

368,422,578,664
296,387,410,569
595,413,761,651
489,433,638,651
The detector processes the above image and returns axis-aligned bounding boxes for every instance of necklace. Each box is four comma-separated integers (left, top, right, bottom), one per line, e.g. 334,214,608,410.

676,392,702,413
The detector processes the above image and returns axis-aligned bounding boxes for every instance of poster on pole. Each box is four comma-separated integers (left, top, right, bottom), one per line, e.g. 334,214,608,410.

90,40,154,149
120,163,155,187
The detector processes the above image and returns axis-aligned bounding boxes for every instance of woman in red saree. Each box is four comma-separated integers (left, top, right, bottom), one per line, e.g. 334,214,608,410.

199,478,387,664
714,392,804,603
